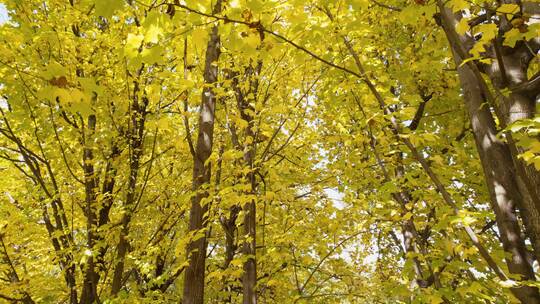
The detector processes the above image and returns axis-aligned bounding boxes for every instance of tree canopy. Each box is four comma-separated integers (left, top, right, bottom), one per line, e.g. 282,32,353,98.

0,0,539,303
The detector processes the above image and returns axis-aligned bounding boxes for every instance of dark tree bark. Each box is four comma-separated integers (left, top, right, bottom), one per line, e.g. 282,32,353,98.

81,114,99,304
182,2,222,303
0,106,79,303
111,82,149,295
235,63,262,304
0,234,35,304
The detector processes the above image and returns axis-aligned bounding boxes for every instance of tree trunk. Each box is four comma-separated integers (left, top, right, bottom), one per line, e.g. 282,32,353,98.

438,8,540,302
231,62,262,304
437,0,540,264
242,177,257,304
457,59,539,303
81,114,99,304
182,2,222,303
486,42,540,264
111,88,148,295
483,0,540,259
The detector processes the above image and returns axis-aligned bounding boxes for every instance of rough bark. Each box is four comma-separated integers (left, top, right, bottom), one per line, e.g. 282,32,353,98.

182,1,222,303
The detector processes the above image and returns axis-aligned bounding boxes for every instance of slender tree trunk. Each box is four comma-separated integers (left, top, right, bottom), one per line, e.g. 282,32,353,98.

220,205,240,302
240,98,258,304
0,234,35,304
231,62,262,304
358,101,429,288
222,206,240,269
81,114,99,304
0,84,79,304
95,145,120,276
242,172,257,304
111,88,148,295
182,2,222,303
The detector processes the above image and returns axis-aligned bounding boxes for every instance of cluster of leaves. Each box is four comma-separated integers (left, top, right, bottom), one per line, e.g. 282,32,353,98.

0,0,538,303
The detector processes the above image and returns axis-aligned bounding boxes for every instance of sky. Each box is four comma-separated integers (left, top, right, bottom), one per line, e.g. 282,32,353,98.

0,4,8,24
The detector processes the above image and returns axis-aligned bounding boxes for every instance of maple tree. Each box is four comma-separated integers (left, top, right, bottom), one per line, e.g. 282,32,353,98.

0,0,539,303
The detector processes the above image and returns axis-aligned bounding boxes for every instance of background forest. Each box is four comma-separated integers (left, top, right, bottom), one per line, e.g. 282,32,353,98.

0,0,539,303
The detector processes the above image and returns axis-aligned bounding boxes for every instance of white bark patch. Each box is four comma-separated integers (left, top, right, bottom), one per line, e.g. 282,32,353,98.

494,181,519,245
203,133,211,147
506,64,525,84
481,133,495,150
202,109,212,123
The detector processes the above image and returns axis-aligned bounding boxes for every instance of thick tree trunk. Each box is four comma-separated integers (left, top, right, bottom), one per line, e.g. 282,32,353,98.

456,60,539,303
437,0,540,264
182,2,222,303
500,92,540,264
486,44,540,263
438,8,540,302
483,0,540,258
